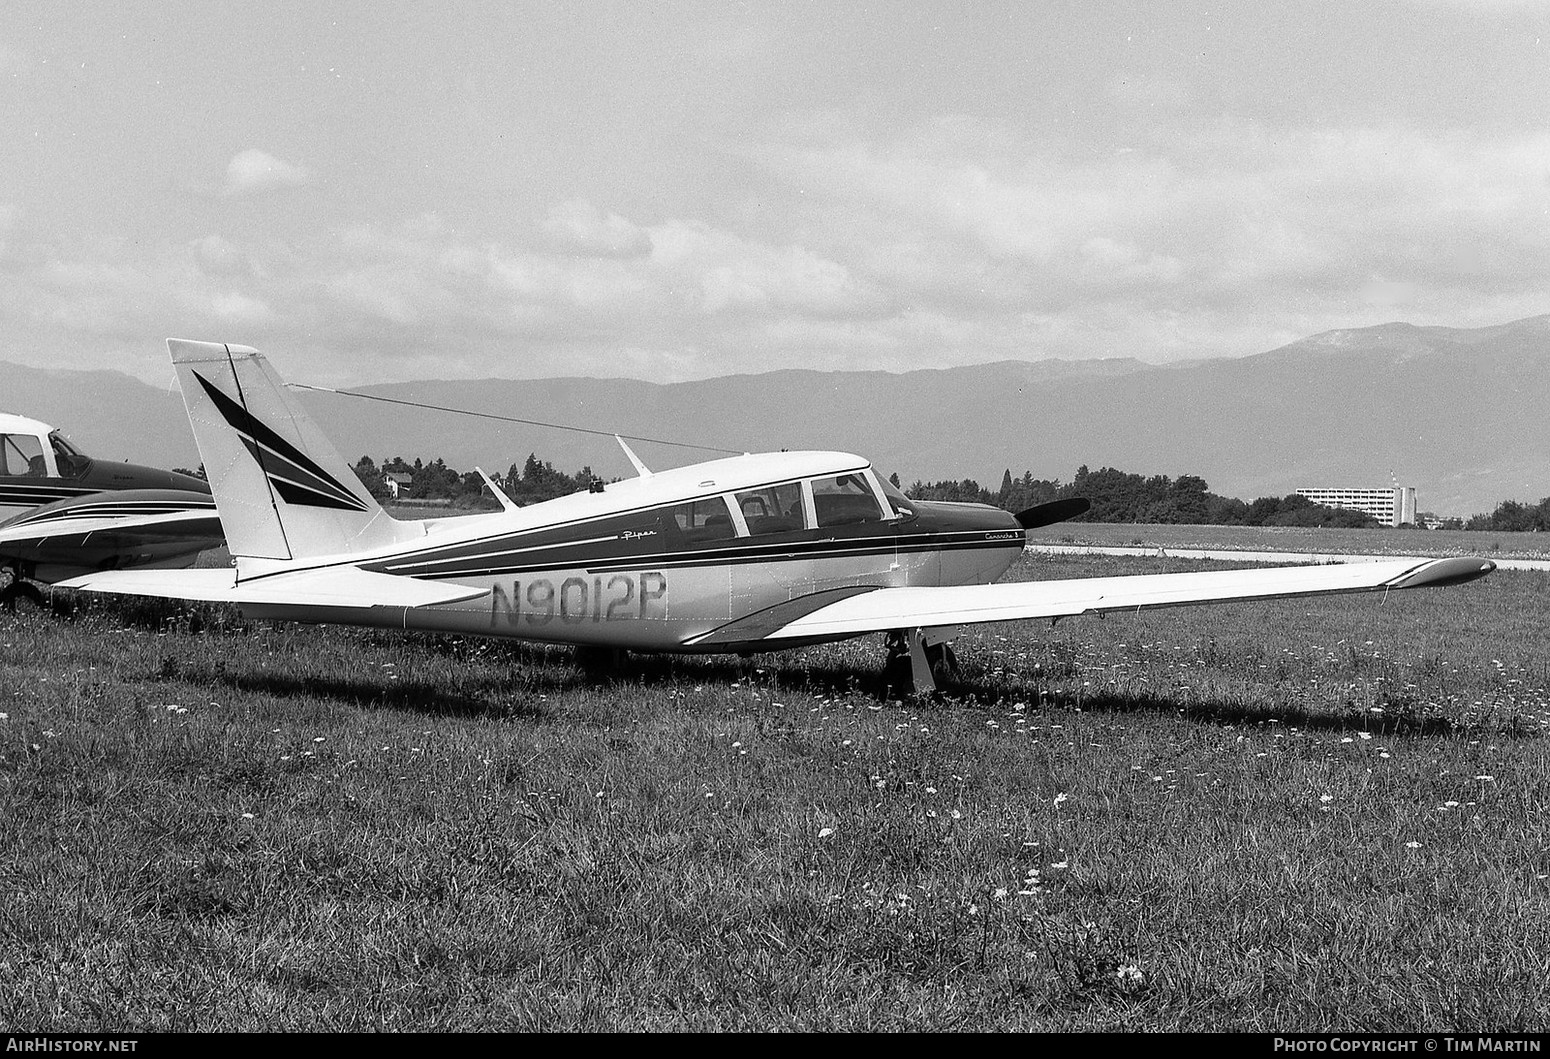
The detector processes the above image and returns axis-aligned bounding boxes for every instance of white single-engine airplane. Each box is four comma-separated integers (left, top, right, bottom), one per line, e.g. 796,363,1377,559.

61,341,1495,692
0,411,221,609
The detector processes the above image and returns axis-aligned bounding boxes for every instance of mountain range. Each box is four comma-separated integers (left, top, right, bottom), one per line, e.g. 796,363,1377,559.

4,315,1545,517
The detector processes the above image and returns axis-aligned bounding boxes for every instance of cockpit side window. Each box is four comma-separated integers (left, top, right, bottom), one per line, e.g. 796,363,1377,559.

668,497,737,544
735,482,806,536
0,434,47,478
49,433,89,478
812,473,886,527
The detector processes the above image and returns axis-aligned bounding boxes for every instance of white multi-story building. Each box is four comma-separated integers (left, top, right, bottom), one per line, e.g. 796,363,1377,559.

1295,486,1417,528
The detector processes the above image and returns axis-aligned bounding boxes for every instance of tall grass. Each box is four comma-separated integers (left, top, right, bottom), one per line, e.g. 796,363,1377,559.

1,553,1544,1030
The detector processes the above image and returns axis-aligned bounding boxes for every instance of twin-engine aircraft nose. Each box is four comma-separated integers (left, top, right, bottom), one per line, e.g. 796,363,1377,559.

168,469,213,494
82,461,212,495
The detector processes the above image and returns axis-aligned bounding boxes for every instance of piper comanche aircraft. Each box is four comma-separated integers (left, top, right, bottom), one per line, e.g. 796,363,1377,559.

0,411,221,609
61,340,1495,693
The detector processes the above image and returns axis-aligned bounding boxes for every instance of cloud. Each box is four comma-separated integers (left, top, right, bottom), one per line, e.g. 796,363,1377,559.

7,114,1550,386
222,149,310,196
541,199,653,258
750,118,1550,322
650,219,886,319
210,292,275,324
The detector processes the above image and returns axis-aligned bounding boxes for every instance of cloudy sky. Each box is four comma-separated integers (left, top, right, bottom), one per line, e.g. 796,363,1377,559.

2,0,1548,386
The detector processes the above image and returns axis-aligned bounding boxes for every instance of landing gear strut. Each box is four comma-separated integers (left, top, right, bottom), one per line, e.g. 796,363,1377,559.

882,627,961,696
573,644,628,675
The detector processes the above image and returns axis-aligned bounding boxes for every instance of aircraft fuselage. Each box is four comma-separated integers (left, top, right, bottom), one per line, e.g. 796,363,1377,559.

239,496,1025,653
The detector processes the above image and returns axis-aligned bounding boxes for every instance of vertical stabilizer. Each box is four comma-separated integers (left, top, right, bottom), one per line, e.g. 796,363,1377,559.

167,340,411,563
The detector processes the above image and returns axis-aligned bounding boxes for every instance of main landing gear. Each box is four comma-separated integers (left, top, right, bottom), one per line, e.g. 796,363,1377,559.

882,627,961,696
0,566,46,612
573,644,629,675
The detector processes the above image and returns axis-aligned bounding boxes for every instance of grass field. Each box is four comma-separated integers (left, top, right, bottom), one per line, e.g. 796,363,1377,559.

1,547,1546,1031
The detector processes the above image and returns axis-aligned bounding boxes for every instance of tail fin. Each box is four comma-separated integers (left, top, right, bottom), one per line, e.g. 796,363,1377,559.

168,340,413,563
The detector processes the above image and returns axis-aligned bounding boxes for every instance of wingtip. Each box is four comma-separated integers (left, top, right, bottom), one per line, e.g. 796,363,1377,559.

1392,556,1496,589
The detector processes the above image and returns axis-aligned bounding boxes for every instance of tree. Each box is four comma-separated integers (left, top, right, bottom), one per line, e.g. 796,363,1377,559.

1466,497,1550,532
351,456,392,502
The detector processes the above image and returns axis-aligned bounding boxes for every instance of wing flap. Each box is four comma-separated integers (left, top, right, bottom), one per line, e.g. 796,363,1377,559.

61,565,489,609
716,557,1495,642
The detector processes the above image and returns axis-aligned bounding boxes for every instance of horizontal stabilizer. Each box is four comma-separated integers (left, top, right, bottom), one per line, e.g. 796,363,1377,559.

691,556,1496,644
61,565,490,610
56,568,241,602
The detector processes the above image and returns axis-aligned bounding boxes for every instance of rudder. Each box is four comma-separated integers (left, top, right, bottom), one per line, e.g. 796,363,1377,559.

168,340,411,562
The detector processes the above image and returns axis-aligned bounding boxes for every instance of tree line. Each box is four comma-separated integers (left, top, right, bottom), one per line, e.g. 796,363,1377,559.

198,451,1550,529
352,453,599,508
352,453,1382,527
1461,499,1550,533
345,446,1550,530
905,465,1382,528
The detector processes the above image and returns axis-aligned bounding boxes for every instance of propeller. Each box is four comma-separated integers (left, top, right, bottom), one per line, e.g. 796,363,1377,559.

1013,497,1091,530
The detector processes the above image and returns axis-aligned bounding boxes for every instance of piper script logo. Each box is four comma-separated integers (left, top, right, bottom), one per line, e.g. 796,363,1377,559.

193,372,369,512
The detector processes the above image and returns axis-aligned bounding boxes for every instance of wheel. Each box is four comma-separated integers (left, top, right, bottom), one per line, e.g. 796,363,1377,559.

882,630,915,695
0,580,46,612
925,641,961,681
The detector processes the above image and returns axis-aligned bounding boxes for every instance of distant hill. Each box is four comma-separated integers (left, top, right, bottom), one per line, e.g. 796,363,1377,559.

3,315,1545,516
0,363,197,470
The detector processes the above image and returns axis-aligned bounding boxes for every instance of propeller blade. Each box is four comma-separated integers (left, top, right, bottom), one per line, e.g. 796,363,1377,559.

1014,497,1091,530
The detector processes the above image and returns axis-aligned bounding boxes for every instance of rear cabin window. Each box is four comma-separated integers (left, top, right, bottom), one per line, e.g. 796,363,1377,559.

812,473,885,526
668,498,736,544
0,434,46,477
735,482,806,536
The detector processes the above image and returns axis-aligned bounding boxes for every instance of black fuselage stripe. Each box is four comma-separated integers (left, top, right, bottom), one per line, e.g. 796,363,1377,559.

376,525,1007,573
379,529,995,574
0,489,96,503
17,502,216,517
411,536,1018,580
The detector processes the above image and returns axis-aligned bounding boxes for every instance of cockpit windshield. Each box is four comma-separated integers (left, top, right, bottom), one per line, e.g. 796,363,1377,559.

879,475,917,521
811,473,886,526
49,432,90,478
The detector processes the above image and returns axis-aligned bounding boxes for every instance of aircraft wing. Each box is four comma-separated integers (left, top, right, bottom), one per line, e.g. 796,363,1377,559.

0,491,225,581
688,556,1495,646
60,565,490,609
0,508,223,552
